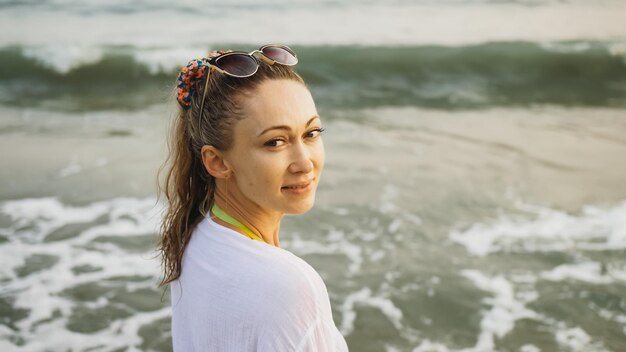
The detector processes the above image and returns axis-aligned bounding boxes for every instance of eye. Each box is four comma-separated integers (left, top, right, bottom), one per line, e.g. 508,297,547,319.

306,127,325,138
264,138,286,148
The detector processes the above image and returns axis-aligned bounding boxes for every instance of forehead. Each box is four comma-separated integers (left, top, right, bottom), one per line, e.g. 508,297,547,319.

238,79,318,131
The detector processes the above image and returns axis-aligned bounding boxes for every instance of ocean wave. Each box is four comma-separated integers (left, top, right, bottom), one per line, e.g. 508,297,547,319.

1,40,625,111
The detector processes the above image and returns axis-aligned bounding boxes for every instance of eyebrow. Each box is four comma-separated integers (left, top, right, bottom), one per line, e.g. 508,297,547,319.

257,115,320,137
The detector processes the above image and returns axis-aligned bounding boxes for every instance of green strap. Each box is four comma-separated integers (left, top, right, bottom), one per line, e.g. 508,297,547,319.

211,203,266,243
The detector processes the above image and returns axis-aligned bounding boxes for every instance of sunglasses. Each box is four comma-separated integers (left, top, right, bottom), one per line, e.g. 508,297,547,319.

198,44,298,116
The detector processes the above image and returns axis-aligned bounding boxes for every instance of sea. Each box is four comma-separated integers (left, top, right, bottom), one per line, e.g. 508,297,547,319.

1,0,625,351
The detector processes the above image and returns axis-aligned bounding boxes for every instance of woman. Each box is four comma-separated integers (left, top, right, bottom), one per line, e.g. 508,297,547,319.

157,44,349,351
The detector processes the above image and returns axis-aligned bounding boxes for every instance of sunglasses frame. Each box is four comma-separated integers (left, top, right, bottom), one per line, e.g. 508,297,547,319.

198,44,298,122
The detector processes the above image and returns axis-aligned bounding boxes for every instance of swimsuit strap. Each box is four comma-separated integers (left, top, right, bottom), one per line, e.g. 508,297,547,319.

211,203,266,243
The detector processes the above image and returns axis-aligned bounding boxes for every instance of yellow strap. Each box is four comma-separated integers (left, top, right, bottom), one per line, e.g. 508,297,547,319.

211,203,266,243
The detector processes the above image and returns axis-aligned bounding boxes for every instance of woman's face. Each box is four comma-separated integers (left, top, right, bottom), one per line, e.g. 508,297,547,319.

223,78,325,215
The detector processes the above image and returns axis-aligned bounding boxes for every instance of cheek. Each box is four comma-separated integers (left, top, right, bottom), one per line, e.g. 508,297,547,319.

314,141,325,170
240,152,286,191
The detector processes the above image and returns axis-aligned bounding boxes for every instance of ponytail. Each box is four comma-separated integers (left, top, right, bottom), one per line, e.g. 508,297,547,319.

156,108,213,287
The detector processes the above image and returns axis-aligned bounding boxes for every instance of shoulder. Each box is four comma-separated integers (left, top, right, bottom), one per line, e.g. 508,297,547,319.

248,245,329,309
255,266,342,352
251,251,340,351
177,216,330,308
189,216,328,295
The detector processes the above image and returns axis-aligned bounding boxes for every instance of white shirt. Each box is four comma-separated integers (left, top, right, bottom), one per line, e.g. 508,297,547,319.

170,214,349,352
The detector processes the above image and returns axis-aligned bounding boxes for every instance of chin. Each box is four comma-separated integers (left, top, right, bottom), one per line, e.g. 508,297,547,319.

284,197,316,215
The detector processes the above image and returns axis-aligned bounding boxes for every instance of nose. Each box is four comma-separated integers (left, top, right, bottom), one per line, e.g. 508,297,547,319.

288,140,314,174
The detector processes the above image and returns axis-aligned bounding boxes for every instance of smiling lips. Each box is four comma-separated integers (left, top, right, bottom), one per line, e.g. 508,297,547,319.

282,179,314,193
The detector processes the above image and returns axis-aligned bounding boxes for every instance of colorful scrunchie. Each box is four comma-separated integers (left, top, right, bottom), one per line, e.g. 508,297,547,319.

176,49,231,109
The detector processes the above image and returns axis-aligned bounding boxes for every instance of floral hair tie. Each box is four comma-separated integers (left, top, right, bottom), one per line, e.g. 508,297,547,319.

176,49,231,109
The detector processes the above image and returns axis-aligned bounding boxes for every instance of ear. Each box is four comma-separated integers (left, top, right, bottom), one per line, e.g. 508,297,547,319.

201,145,232,179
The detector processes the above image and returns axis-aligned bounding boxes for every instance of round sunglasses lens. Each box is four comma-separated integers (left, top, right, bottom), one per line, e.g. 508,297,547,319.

215,54,258,76
261,46,297,65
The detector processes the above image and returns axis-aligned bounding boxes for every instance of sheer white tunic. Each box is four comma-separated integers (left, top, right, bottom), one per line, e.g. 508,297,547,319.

170,215,349,352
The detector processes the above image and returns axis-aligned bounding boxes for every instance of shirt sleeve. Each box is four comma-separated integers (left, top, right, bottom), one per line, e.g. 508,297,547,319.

259,313,347,352
255,256,349,352
294,315,349,352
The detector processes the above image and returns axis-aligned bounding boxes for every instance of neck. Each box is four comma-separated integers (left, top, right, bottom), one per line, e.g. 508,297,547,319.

211,184,283,247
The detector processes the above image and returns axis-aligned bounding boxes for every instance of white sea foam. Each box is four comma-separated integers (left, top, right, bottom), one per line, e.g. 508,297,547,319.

519,345,541,352
386,346,402,352
22,45,104,75
555,327,592,350
388,218,402,234
0,196,162,244
539,41,592,53
379,184,400,215
132,47,212,74
0,196,166,351
368,248,385,262
16,43,208,77
449,200,626,256
339,287,404,336
412,339,451,352
540,261,626,284
12,307,170,352
459,270,539,351
331,207,349,216
595,306,626,325
608,42,626,64
285,230,363,275
0,197,112,247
